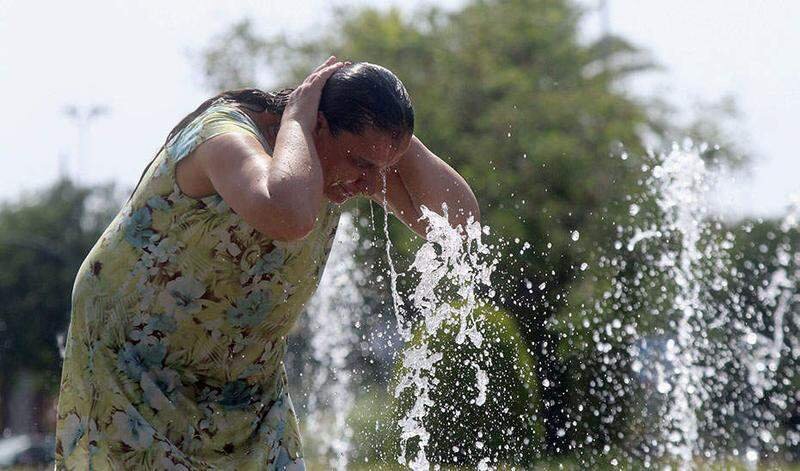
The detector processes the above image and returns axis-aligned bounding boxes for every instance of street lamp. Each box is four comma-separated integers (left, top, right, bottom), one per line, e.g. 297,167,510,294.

63,104,110,184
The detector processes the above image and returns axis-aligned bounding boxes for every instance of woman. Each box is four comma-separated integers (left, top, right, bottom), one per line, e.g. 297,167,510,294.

55,56,479,470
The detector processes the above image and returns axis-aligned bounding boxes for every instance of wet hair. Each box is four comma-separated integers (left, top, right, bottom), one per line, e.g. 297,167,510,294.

126,62,414,203
319,62,415,139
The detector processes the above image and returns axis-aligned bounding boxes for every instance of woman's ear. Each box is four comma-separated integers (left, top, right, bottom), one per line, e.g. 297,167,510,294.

314,112,329,137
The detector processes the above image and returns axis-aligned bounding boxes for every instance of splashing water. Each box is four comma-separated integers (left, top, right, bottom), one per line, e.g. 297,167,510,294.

301,176,498,470
384,199,496,470
303,213,363,470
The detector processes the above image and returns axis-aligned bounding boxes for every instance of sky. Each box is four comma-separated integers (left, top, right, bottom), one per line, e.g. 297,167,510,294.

591,1,800,218
1,0,798,218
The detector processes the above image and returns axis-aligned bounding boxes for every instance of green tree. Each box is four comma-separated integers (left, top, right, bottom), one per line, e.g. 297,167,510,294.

0,178,120,431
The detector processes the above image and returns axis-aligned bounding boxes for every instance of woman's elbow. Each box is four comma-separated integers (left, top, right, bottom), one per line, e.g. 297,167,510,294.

468,199,481,223
459,194,481,224
447,199,480,231
247,197,318,241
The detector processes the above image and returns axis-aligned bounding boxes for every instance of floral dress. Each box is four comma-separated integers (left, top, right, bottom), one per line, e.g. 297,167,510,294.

55,102,340,470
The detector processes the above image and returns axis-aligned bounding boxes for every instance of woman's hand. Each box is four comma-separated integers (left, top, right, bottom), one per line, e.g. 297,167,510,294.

282,56,347,129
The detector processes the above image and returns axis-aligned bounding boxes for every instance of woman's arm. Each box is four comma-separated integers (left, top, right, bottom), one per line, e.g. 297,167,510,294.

196,118,322,241
370,135,480,238
195,57,345,241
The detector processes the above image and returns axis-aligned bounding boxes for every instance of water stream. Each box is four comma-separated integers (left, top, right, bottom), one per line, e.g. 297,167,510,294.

391,204,495,470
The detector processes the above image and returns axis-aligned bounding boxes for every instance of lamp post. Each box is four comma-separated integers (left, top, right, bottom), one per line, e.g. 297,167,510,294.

599,0,610,37
598,0,611,74
63,104,110,184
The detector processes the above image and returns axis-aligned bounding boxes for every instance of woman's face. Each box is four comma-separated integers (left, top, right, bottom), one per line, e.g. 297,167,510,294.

315,124,412,204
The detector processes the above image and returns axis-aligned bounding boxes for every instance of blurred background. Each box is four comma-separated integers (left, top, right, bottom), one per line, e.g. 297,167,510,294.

1,0,798,468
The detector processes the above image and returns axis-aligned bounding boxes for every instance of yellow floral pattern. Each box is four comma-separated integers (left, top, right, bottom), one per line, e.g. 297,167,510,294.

55,103,340,470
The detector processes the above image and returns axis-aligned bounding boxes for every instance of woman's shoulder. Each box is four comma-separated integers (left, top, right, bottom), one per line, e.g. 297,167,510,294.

165,101,268,163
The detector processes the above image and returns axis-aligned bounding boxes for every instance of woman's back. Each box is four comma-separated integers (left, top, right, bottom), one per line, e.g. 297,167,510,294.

55,102,340,470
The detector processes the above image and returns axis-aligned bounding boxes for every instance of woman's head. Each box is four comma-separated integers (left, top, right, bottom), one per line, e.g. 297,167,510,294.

313,62,415,203
138,62,415,205
318,62,414,139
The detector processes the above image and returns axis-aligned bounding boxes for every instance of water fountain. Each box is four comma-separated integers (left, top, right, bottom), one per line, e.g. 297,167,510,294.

302,213,363,470
300,143,798,470
593,143,798,468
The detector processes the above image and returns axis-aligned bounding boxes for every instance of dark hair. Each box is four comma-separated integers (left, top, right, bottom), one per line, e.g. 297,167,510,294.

126,62,413,204
319,62,414,139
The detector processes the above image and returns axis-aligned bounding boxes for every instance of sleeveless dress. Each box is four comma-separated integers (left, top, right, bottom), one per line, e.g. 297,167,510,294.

54,102,341,470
